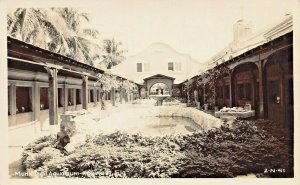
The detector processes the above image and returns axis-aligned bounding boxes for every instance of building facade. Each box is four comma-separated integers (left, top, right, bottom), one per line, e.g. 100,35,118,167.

180,15,293,130
7,36,136,137
111,43,205,85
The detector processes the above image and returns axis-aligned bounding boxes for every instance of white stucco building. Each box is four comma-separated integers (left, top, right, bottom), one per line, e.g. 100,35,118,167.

111,42,205,84
204,14,293,69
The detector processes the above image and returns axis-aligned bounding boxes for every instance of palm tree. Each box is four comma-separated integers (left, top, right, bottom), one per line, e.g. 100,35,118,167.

7,8,72,50
101,38,127,69
54,8,102,66
7,8,101,66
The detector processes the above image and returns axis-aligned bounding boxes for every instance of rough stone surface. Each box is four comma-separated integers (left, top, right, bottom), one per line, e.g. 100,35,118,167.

158,106,223,130
60,113,77,136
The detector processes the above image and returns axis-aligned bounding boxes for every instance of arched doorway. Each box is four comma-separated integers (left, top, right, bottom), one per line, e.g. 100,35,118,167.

264,47,293,128
143,74,175,98
231,62,259,115
150,82,170,95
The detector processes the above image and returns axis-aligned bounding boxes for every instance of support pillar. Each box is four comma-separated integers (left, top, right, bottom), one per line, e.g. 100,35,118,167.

82,75,88,110
33,82,40,132
63,84,68,112
45,67,59,133
257,60,265,118
93,88,97,106
9,83,17,125
125,91,128,103
98,89,101,102
280,64,286,126
73,88,76,108
229,70,233,107
96,89,98,102
111,87,115,106
120,89,123,104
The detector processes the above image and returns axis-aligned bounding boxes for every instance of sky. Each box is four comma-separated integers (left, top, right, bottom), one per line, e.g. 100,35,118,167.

79,0,296,62
4,0,297,62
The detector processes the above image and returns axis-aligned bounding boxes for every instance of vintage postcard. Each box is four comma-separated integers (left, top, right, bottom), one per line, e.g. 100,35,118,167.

1,0,299,184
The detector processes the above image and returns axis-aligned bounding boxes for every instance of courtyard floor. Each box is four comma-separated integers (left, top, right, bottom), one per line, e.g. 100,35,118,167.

8,100,139,177
9,99,216,177
9,99,292,178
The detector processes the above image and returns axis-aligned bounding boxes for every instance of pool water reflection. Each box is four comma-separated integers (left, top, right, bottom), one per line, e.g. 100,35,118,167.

98,114,203,137
145,116,202,136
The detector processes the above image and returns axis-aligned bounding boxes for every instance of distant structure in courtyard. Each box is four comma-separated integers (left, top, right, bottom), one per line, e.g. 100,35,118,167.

111,42,205,84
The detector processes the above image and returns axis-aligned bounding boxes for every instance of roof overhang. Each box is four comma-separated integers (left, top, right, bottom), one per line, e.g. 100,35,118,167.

143,74,175,81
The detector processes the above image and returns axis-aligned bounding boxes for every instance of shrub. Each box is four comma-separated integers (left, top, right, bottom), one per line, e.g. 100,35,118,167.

22,147,63,171
21,135,57,168
21,120,292,178
178,120,292,177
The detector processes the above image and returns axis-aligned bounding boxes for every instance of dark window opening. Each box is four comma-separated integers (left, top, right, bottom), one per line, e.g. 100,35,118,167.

107,92,111,100
245,83,251,100
40,87,49,110
90,90,94,102
16,86,33,113
168,62,174,71
76,89,81,105
58,88,63,107
68,88,74,106
217,86,223,99
137,63,142,72
269,80,280,104
97,90,100,102
224,85,230,99
237,84,244,100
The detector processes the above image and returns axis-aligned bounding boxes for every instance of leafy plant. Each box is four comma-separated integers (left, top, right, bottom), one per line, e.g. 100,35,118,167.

21,120,292,178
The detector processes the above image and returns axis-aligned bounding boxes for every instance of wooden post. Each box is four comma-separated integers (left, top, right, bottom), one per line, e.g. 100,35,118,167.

125,91,128,103
120,89,123,104
93,88,97,106
73,88,76,107
63,84,68,112
257,60,265,118
32,82,40,133
96,89,99,103
82,75,88,110
45,67,59,133
33,82,40,122
229,70,233,107
99,90,102,102
9,83,17,125
280,63,286,126
111,87,116,106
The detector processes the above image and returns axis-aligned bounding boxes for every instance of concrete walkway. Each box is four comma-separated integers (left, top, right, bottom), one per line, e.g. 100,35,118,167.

8,101,135,177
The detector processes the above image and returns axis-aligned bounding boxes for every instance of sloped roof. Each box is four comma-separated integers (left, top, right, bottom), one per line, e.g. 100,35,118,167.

8,36,104,74
143,74,175,81
7,36,141,85
205,14,293,70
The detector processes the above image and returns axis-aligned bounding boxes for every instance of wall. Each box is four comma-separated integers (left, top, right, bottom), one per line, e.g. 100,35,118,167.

158,106,223,130
112,43,204,84
8,68,102,127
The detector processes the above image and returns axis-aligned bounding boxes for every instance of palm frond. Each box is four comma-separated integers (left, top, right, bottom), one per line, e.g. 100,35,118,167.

82,28,100,39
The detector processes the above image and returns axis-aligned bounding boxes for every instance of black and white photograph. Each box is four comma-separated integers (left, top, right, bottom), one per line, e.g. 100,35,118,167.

1,0,300,183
